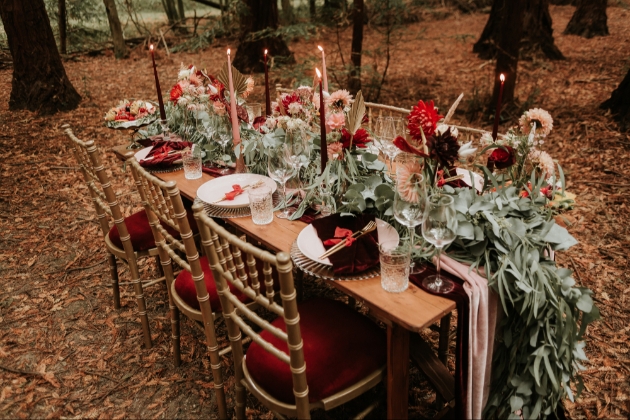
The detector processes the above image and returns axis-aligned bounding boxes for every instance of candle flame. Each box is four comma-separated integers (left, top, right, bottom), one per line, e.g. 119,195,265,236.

227,48,231,55
318,45,324,52
264,49,268,55
150,44,154,51
499,73,505,82
315,68,321,78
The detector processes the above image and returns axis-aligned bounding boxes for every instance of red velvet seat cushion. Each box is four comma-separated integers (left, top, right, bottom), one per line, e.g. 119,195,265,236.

108,209,198,252
174,255,279,312
245,298,386,404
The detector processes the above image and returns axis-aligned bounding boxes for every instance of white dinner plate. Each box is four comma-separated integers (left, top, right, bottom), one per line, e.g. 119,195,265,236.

296,218,399,266
196,174,277,208
134,146,153,162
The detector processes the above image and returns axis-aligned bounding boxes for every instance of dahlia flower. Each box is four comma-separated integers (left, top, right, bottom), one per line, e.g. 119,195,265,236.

326,89,352,111
326,112,346,130
397,162,424,204
529,149,555,177
288,102,303,116
519,108,553,137
427,127,459,168
327,142,344,161
408,100,443,141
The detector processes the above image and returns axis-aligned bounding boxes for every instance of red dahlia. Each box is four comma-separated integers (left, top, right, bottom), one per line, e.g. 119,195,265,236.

407,100,443,141
341,128,370,149
170,84,183,103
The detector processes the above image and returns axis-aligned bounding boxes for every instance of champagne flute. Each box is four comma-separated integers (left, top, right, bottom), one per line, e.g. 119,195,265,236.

375,116,399,177
268,149,296,219
393,173,427,274
215,123,232,174
422,193,458,293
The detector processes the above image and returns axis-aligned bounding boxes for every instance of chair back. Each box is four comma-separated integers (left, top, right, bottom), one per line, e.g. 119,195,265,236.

363,101,410,132
192,202,310,418
64,127,137,257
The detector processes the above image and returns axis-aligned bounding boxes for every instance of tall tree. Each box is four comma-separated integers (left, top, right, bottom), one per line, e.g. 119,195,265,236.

474,0,564,60
0,0,80,114
161,0,178,25
177,0,185,22
58,0,66,54
233,0,293,73
564,0,608,38
348,0,364,94
280,0,294,24
601,69,630,132
491,0,525,107
309,0,316,19
103,0,128,59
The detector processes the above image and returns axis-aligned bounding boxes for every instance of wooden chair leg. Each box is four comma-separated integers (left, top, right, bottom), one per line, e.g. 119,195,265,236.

208,334,228,419
108,254,121,309
130,271,152,349
295,268,304,302
169,297,182,367
438,313,451,365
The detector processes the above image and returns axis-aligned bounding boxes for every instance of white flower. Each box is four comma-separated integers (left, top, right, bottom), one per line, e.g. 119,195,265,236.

207,84,218,95
480,132,493,146
458,141,477,159
288,102,303,115
178,64,193,81
145,102,155,113
265,117,277,130
519,108,553,137
436,124,458,138
177,97,189,107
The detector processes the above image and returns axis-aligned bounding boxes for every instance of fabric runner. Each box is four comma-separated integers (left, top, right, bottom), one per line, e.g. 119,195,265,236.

411,255,498,419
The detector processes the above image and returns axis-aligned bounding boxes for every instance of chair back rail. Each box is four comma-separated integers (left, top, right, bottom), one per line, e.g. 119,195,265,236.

127,159,228,419
64,127,152,348
192,202,310,419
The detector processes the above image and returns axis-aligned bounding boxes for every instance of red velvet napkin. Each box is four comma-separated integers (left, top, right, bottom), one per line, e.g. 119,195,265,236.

202,166,235,177
311,213,379,275
138,140,192,167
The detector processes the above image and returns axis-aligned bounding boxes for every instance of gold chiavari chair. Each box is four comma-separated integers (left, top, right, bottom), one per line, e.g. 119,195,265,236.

193,202,387,419
64,126,158,349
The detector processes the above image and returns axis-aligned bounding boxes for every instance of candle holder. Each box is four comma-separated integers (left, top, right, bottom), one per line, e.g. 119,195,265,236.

160,119,171,141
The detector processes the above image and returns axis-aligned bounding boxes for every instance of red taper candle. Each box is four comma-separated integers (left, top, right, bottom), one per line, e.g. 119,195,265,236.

316,68,327,173
491,73,505,141
149,45,166,121
264,49,271,117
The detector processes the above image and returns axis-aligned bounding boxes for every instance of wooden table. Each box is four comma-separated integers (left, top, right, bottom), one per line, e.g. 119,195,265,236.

113,146,457,418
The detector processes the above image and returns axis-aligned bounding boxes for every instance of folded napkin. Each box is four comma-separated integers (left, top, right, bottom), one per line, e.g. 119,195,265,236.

138,140,192,167
202,165,235,177
311,213,379,275
136,134,184,148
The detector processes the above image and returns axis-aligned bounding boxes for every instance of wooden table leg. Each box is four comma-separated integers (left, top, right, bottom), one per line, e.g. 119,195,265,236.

387,323,410,420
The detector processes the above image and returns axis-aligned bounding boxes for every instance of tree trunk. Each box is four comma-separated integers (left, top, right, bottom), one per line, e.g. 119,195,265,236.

601,69,630,132
474,0,564,60
233,0,293,73
0,0,80,114
103,0,128,59
58,0,66,54
491,0,525,107
564,0,608,38
281,0,294,24
309,0,316,19
177,0,185,20
161,0,178,25
348,0,364,94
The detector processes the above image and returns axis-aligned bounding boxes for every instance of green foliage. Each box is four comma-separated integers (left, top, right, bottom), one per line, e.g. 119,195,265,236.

440,180,599,419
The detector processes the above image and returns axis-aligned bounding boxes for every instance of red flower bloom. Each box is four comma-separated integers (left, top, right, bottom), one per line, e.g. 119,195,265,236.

170,83,183,103
487,146,516,170
341,128,370,149
407,100,443,141
281,93,301,111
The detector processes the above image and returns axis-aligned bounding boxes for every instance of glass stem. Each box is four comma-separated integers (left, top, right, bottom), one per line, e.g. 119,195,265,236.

408,225,415,267
435,246,443,287
281,181,288,216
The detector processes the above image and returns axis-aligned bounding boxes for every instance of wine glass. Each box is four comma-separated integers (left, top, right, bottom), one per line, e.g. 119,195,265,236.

393,173,427,275
268,149,296,219
421,193,458,293
215,123,232,174
375,116,400,177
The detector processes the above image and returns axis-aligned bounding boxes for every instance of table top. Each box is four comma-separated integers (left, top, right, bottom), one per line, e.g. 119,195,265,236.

112,145,456,332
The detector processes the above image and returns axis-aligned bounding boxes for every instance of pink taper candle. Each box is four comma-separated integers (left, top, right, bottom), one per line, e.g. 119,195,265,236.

227,49,241,146
149,45,166,121
318,45,328,92
492,73,505,141
316,68,327,173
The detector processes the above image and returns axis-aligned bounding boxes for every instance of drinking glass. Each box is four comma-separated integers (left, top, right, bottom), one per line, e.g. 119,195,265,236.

379,240,411,293
375,116,400,177
421,194,458,293
246,103,262,125
182,145,202,180
215,124,232,174
248,186,273,225
267,149,296,219
393,173,427,274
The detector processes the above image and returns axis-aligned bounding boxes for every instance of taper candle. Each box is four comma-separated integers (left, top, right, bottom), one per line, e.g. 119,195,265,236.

316,68,327,173
492,73,505,141
150,45,166,121
226,48,241,146
264,49,271,117
318,45,328,92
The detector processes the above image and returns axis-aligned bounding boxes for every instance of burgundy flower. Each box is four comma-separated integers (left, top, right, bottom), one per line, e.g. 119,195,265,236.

341,128,370,149
488,146,516,170
426,128,459,168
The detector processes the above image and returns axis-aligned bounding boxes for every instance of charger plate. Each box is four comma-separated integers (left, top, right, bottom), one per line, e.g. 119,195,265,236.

194,191,281,219
290,241,380,281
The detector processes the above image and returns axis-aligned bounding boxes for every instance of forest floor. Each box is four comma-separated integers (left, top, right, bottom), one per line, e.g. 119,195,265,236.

1,4,629,419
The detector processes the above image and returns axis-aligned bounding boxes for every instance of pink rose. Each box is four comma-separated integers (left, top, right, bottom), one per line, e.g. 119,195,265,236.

326,112,345,131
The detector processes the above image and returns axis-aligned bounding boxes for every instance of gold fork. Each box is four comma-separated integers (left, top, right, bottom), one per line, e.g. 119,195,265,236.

318,221,377,260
